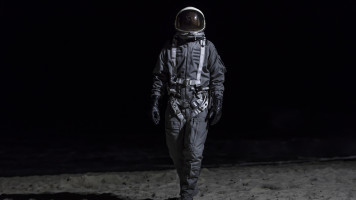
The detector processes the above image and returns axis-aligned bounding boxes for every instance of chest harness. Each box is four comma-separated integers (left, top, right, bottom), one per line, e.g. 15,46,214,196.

168,36,209,122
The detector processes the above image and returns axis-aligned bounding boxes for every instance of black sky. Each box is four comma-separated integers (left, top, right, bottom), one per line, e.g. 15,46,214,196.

1,0,356,140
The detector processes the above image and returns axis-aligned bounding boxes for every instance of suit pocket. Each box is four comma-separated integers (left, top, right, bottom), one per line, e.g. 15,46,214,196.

166,120,180,130
165,119,181,137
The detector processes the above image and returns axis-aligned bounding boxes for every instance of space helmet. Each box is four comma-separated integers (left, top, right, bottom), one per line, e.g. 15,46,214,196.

174,7,206,34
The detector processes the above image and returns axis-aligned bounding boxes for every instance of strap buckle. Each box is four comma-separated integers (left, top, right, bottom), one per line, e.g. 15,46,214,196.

176,78,198,86
183,79,191,86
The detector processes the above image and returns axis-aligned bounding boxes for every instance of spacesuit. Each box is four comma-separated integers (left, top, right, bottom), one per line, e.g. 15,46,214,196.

151,7,226,200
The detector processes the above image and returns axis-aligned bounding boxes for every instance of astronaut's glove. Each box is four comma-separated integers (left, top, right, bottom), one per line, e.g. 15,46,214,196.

208,95,223,126
151,95,161,125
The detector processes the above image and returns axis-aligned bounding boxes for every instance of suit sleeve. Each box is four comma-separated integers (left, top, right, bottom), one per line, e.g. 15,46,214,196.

151,46,169,97
207,42,227,97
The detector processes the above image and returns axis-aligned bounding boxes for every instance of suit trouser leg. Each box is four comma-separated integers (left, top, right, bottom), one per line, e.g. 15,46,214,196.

165,107,185,187
165,107,208,199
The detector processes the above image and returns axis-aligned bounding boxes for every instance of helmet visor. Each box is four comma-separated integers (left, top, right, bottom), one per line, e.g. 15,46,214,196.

175,10,205,32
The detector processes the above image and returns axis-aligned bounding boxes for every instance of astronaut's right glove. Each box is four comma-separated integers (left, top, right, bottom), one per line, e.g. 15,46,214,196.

208,95,223,126
151,95,161,125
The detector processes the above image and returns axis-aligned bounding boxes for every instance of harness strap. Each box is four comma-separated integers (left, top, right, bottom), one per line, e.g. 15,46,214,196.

195,38,206,86
191,93,209,117
171,38,177,67
170,37,178,85
169,97,186,122
175,78,199,86
170,94,209,121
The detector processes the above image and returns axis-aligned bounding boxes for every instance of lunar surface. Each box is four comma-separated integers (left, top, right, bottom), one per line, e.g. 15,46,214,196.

1,160,356,200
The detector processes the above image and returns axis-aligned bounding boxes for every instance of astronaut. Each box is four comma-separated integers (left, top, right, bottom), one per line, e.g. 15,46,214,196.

151,6,226,200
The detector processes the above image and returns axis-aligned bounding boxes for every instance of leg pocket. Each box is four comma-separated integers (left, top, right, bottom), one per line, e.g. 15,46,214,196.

184,117,208,156
191,118,208,150
165,118,182,137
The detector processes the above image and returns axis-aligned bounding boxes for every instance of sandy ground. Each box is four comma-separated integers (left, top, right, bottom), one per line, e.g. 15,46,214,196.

1,160,356,200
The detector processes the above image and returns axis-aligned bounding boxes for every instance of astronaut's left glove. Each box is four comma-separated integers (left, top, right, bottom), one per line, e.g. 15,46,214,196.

151,95,161,125
208,95,223,126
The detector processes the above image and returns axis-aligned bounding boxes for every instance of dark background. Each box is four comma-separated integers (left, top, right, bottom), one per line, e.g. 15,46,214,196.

1,0,356,176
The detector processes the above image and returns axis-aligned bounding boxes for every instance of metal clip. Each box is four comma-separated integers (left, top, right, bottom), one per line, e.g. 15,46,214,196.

183,79,190,86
